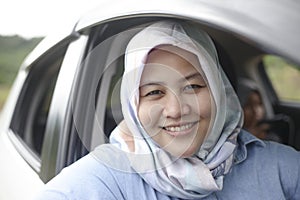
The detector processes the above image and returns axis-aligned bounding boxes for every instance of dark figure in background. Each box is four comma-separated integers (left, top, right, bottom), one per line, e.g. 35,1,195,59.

238,78,290,143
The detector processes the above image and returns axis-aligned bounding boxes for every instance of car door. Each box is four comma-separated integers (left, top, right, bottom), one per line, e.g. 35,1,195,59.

0,30,88,199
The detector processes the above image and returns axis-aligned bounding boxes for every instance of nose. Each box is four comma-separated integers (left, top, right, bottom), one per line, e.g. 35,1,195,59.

254,105,264,120
162,93,190,118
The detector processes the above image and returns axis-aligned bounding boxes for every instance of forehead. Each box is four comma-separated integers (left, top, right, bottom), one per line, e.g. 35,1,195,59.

141,47,203,84
146,45,199,66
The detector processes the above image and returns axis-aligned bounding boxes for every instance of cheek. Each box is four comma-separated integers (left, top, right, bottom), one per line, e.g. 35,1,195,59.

189,91,212,118
243,106,253,119
138,101,164,128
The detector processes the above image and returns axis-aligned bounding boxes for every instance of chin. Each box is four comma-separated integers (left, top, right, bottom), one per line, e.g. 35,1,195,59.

180,149,197,158
167,146,198,158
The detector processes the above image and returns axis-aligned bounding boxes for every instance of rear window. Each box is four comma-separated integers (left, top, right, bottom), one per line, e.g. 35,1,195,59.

263,55,300,103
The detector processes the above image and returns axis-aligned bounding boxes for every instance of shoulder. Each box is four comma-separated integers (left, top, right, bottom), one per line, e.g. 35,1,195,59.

231,130,300,199
236,130,300,170
34,144,173,200
238,130,299,163
34,153,131,200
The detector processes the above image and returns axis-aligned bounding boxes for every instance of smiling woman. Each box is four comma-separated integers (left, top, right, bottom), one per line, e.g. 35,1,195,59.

106,21,242,198
138,46,212,158
33,20,300,200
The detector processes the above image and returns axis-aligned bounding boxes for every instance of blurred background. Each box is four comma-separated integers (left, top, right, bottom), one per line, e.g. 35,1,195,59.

0,0,102,110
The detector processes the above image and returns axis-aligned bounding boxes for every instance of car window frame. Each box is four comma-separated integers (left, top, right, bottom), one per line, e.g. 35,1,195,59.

8,42,70,173
40,35,88,182
60,26,111,169
6,33,82,182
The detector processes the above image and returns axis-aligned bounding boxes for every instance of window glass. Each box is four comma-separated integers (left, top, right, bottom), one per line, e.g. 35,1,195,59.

263,55,300,102
10,49,66,157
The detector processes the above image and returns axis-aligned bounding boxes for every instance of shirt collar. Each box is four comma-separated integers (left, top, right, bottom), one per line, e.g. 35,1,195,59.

234,129,266,164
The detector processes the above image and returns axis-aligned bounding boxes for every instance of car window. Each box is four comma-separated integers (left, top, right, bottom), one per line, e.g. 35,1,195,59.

10,48,67,158
263,55,300,103
88,22,147,150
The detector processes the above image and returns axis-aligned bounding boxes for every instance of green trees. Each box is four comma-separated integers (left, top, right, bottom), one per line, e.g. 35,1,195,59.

0,35,42,109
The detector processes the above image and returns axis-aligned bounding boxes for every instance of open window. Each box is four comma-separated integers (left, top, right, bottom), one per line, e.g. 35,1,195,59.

10,47,67,163
263,55,300,103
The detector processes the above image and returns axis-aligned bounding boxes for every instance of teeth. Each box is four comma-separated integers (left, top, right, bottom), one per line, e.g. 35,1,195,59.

165,123,194,132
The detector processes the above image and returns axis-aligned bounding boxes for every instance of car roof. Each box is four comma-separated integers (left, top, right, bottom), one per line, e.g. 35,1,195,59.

22,0,300,69
75,0,300,65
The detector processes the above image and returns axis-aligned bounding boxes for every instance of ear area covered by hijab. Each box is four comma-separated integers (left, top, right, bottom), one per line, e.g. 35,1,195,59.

92,20,243,199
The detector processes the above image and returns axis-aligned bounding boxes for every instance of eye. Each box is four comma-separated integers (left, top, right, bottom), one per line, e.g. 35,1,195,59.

145,90,164,96
184,84,206,92
139,84,165,99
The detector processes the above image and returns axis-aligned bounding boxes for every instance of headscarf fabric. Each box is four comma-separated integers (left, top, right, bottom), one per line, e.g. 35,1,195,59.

93,20,243,199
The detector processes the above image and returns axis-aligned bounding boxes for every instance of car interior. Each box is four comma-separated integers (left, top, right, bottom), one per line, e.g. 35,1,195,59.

78,17,300,153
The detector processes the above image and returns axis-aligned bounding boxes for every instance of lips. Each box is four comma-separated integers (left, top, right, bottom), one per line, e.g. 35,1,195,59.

161,121,198,136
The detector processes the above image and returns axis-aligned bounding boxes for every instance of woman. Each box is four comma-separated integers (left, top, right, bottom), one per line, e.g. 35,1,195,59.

34,21,300,199
238,78,284,142
238,78,269,139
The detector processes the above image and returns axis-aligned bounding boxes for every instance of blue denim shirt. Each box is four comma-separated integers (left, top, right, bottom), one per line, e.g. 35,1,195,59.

34,130,300,200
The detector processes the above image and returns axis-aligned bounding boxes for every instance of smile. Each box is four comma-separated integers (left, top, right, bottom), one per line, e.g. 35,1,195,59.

161,122,198,136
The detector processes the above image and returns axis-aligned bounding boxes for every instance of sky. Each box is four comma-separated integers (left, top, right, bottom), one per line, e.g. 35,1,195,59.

0,0,104,38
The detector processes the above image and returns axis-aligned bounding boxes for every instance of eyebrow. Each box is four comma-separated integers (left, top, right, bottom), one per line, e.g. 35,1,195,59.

139,82,164,88
140,72,204,88
182,72,203,82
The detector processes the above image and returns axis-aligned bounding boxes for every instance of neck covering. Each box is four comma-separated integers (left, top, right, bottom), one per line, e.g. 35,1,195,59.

93,20,243,199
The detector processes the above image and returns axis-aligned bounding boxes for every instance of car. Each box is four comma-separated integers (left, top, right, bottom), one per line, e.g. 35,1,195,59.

0,0,300,199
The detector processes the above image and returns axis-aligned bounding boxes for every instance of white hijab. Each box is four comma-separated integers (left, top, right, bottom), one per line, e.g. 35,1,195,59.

93,20,243,199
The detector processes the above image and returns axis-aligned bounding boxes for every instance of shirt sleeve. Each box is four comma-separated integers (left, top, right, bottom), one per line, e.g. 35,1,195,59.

267,142,300,199
292,158,300,200
32,154,124,200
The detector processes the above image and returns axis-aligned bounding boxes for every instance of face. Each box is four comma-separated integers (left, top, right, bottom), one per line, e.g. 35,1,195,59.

138,46,213,158
243,91,265,127
243,90,269,139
